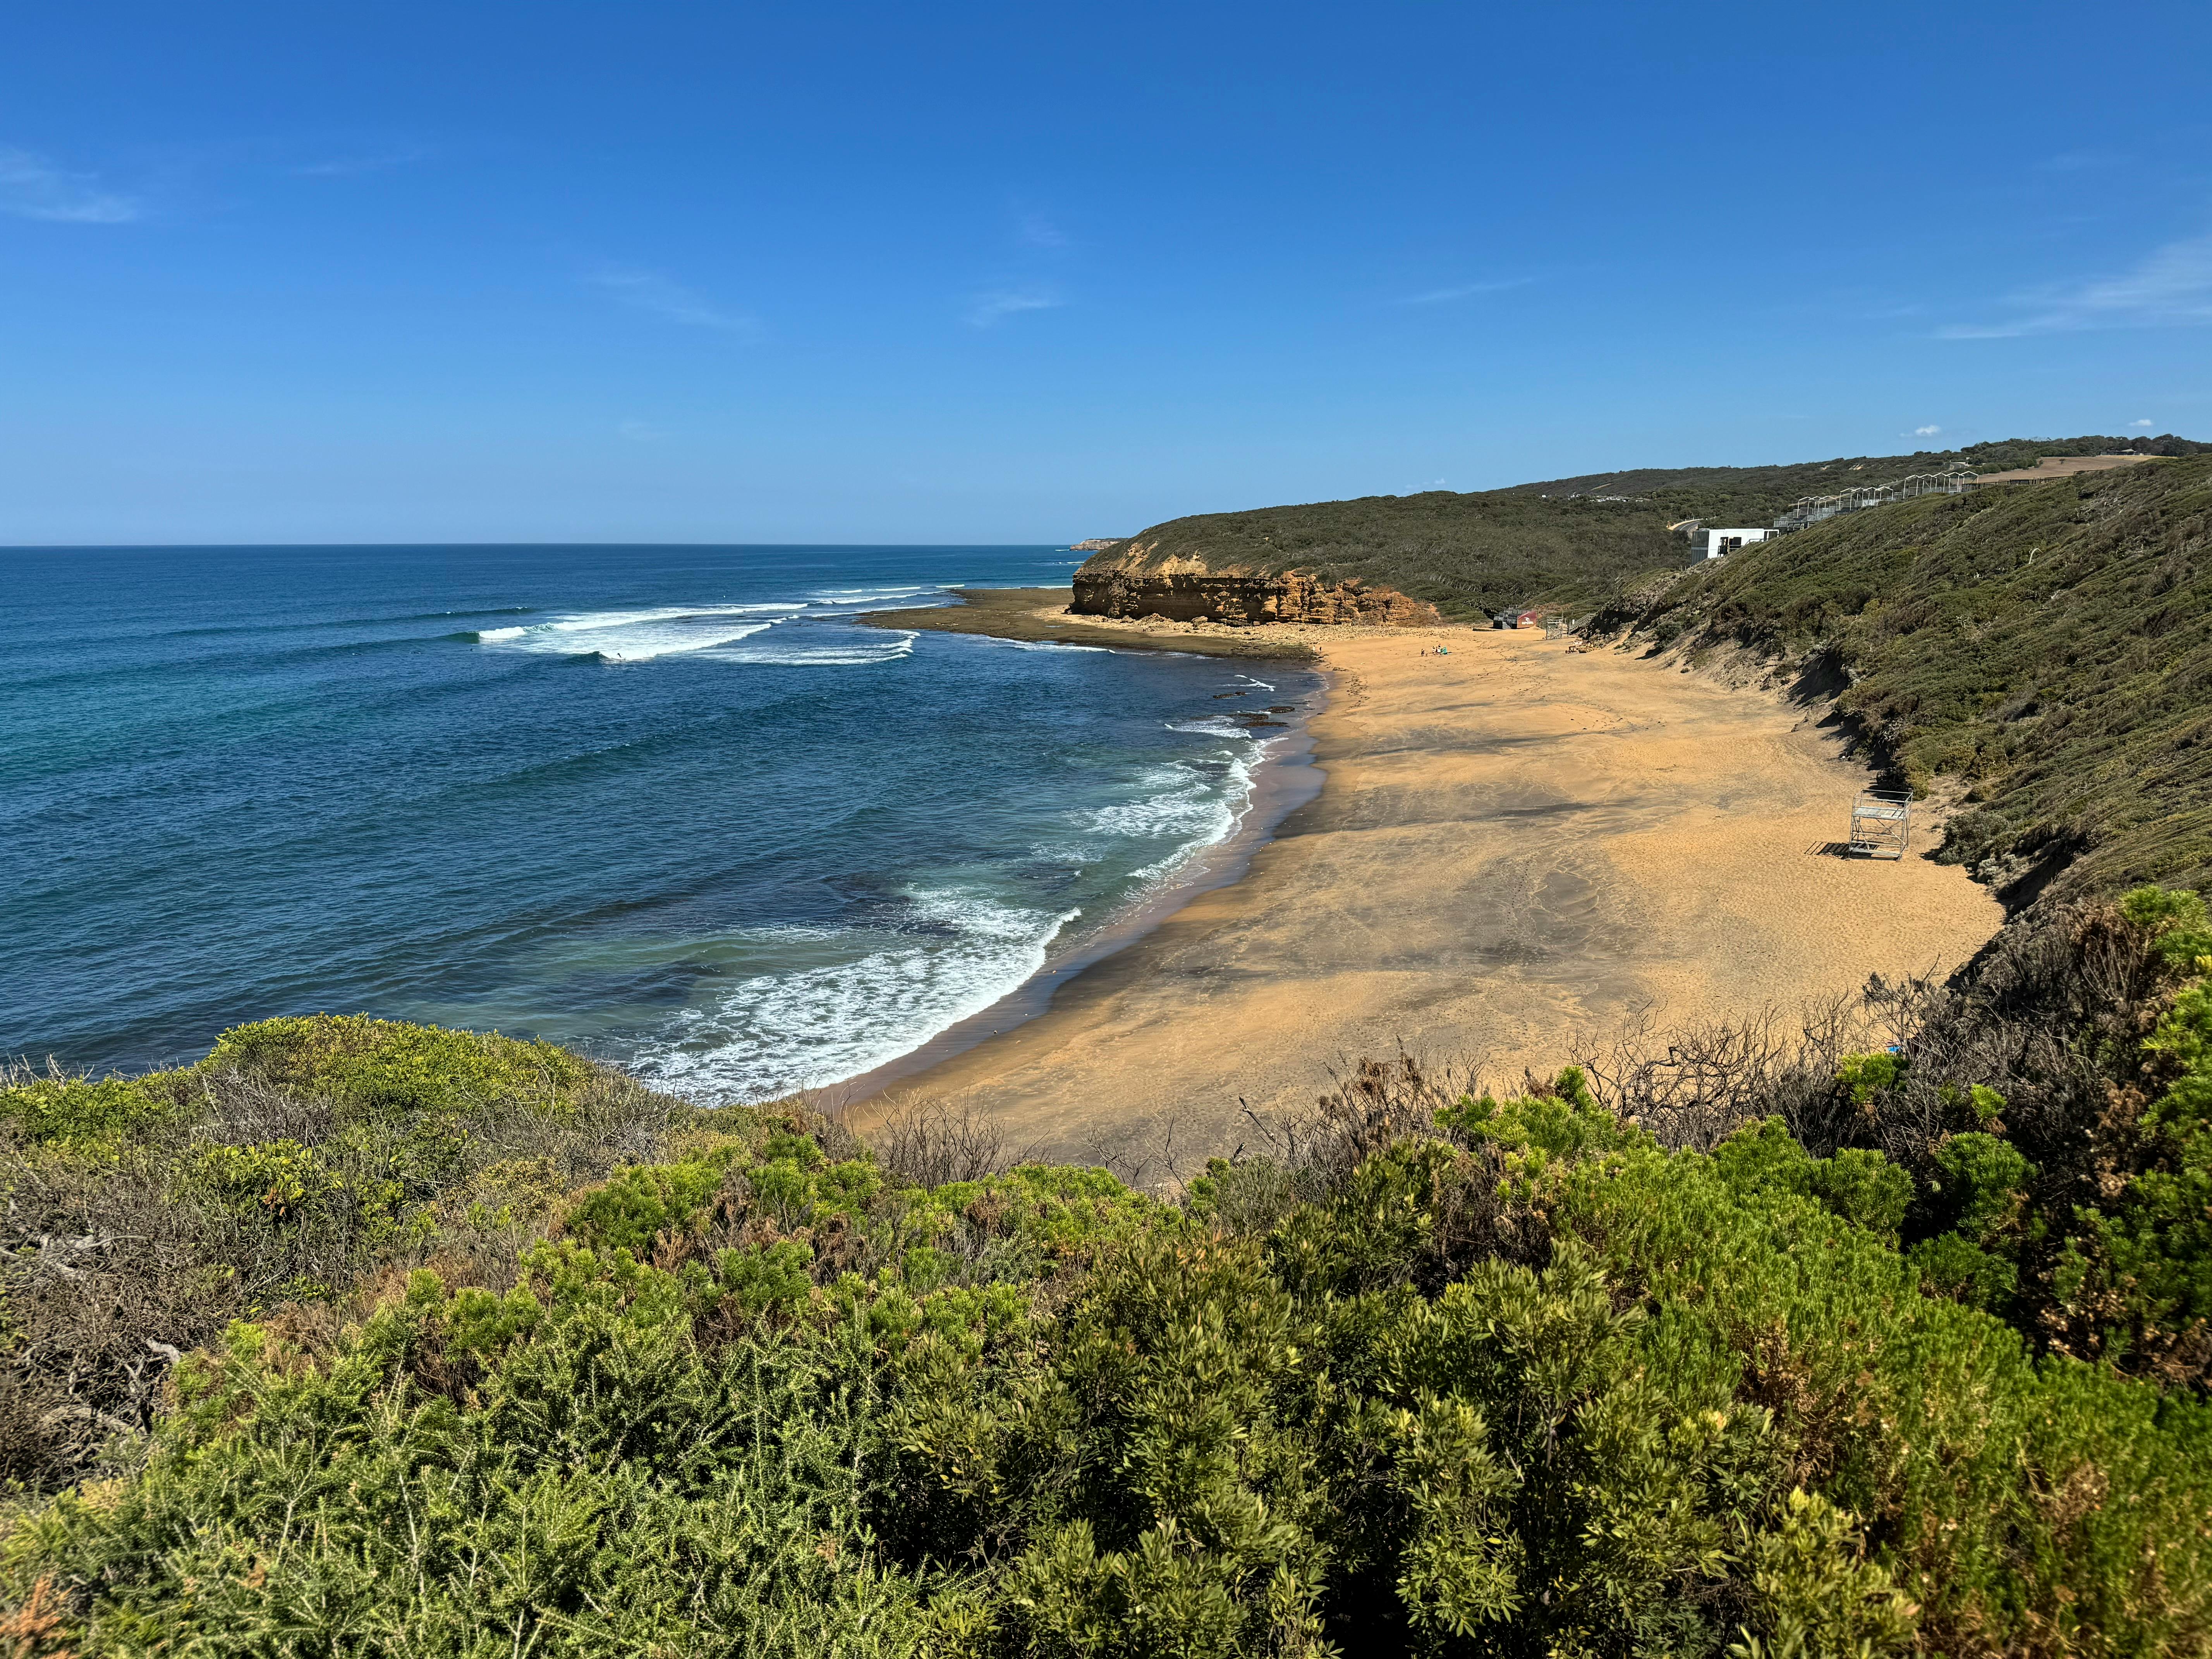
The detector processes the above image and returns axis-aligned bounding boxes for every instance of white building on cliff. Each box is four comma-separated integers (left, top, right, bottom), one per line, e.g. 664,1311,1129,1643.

1702,527,1779,560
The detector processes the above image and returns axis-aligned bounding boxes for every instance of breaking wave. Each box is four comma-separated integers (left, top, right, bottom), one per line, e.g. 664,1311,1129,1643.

630,892,1079,1102
474,596,928,665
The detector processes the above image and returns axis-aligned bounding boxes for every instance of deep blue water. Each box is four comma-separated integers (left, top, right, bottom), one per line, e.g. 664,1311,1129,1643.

3,545,1317,1099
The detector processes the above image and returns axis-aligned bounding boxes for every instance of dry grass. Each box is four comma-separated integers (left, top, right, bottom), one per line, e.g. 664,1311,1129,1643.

1,1053,683,1490
869,1096,1028,1188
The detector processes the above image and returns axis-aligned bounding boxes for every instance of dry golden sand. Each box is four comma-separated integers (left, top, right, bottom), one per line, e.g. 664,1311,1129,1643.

854,617,2004,1164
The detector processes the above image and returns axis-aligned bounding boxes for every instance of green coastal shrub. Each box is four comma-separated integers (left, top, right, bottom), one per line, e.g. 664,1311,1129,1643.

2052,967,2212,1372
202,1012,594,1114
12,969,2212,1652
0,1068,185,1150
0,1015,682,1489
1707,1117,1913,1237
564,1147,732,1254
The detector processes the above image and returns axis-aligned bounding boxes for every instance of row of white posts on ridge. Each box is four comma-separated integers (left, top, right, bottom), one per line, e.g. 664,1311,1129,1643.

1673,464,1987,561
1772,465,1981,532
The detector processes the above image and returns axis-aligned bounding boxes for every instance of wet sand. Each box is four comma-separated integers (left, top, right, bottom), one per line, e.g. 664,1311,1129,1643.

854,597,2005,1165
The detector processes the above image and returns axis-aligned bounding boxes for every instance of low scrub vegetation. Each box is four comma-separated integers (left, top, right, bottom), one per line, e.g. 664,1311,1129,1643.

0,1015,676,1488
9,888,2212,1654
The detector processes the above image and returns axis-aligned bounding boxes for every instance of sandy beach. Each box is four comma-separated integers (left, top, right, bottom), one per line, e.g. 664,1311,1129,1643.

854,592,2005,1164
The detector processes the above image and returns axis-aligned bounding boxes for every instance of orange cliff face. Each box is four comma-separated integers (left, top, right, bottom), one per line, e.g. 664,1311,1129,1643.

1070,553,1438,626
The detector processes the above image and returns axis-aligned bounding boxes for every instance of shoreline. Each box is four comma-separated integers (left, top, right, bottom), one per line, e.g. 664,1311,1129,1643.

816,584,1330,1102
830,692,1328,1103
839,609,2008,1165
858,586,1321,661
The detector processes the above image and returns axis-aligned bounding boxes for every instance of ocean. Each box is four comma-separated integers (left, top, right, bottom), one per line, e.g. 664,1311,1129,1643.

2,544,1319,1101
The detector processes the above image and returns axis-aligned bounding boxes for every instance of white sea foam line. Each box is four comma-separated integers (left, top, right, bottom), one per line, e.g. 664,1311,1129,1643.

633,895,1080,1103
590,622,776,662
637,717,1284,1102
545,603,799,634
1091,792,1234,843
709,630,918,667
1166,717,1258,738
968,634,1114,653
1071,759,1234,840
805,586,943,606
1116,729,1285,888
481,605,798,661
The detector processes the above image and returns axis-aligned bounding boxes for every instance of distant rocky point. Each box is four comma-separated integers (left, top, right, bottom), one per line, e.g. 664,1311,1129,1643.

1070,537,1126,552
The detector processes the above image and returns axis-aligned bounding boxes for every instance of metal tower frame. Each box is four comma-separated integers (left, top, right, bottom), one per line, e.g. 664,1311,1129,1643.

1848,790,1912,859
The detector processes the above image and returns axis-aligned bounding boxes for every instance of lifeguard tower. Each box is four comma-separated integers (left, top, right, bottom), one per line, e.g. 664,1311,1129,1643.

1848,791,1911,859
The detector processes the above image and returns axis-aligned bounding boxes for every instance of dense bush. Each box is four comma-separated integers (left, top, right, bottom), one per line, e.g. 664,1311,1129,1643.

10,945,2212,1654
0,1016,677,1488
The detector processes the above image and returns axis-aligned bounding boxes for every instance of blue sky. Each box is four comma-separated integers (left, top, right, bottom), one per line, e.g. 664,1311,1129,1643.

4,1,2209,544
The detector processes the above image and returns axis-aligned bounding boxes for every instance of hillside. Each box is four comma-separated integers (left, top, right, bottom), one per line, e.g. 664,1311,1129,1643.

1602,453,2212,908
1502,431,2211,522
1076,434,2211,623
11,980,2212,1653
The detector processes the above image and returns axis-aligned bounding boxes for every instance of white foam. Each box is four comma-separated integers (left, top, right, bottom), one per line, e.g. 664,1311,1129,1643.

474,599,938,668
479,603,802,662
804,586,946,609
708,630,917,667
1072,760,1236,841
621,682,1301,1103
1088,793,1235,841
632,893,1078,1103
969,634,1114,653
1166,717,1255,738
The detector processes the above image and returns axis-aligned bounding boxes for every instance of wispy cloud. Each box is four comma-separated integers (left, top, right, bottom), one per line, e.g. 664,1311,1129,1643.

0,146,139,223
967,288,1063,328
1018,211,1068,249
291,146,431,178
2132,418,2155,428
1939,232,2212,339
589,266,759,336
1911,424,1942,437
1395,277,1530,306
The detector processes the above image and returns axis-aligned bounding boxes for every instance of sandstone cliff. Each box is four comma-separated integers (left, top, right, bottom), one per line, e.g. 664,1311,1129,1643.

1071,561,1437,625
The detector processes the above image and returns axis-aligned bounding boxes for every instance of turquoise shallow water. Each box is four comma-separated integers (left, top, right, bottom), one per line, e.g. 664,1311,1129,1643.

2,544,1319,1099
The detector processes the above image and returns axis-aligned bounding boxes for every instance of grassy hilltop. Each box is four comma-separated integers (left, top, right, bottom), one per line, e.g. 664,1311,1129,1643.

1088,433,2211,621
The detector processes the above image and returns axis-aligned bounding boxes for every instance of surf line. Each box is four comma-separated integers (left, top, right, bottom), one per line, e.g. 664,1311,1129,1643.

827,669,1332,1106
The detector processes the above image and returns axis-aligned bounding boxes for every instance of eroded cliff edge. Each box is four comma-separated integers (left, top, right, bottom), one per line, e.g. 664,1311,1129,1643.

1071,541,1439,625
